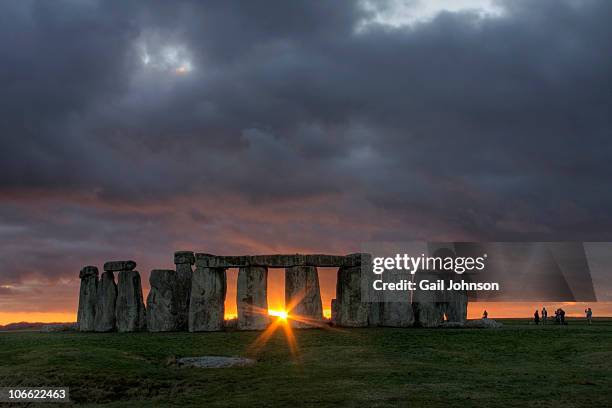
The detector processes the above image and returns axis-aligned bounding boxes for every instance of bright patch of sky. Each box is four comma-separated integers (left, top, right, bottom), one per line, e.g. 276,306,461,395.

137,38,193,75
358,0,506,31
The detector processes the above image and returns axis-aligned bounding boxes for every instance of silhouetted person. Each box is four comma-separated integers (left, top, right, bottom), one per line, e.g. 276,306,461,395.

585,307,592,325
560,308,566,325
534,310,540,325
483,310,488,319
542,307,548,325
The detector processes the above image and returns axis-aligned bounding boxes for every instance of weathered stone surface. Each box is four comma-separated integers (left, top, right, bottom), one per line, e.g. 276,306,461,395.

79,265,98,279
237,266,269,330
380,302,415,327
195,253,366,268
465,318,503,329
175,254,193,331
412,272,447,327
285,266,323,328
367,302,383,327
359,256,385,327
412,300,444,327
94,271,117,332
189,267,226,332
104,260,136,272
174,251,195,265
335,266,368,327
424,246,469,324
412,275,444,327
147,269,180,332
115,270,146,332
440,289,468,323
77,266,98,332
371,257,415,327
330,299,338,324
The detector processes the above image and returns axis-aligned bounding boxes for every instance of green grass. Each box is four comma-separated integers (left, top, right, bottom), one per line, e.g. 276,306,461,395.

1,319,611,407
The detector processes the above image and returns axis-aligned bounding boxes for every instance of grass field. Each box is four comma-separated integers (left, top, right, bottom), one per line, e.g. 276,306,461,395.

1,319,611,407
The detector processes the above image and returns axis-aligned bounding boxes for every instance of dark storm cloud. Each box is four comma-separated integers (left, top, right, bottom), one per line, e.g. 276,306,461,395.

1,0,612,302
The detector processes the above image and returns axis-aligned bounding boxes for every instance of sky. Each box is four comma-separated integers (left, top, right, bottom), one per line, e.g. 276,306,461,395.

1,0,612,324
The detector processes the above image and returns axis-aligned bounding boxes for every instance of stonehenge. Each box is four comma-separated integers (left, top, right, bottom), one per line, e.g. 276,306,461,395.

237,266,269,330
285,266,323,328
77,266,98,331
189,266,227,332
335,265,369,327
94,269,117,332
174,251,194,330
381,302,415,327
331,298,338,323
115,263,147,332
77,251,472,333
412,290,445,327
334,264,414,327
440,289,468,323
104,260,136,272
147,269,180,332
417,245,468,326
411,271,468,327
195,254,361,269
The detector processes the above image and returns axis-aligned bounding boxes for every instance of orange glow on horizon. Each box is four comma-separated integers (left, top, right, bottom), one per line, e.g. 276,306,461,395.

0,312,76,326
2,302,610,327
466,302,610,319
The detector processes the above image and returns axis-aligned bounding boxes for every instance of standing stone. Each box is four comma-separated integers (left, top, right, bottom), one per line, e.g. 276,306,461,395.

189,267,226,332
412,296,444,327
422,245,467,325
330,299,338,324
335,266,368,327
147,269,180,332
441,289,468,323
377,270,414,327
77,266,98,332
115,269,147,332
375,256,414,327
94,271,117,332
367,302,383,327
380,302,414,327
237,266,269,330
358,253,383,327
174,251,194,331
285,266,323,328
412,274,444,327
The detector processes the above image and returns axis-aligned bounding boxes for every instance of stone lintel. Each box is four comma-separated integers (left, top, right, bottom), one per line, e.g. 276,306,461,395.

174,251,195,265
194,253,368,268
79,265,99,278
104,260,136,272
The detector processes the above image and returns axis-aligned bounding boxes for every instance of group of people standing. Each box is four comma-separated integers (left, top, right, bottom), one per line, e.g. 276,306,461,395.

533,307,593,325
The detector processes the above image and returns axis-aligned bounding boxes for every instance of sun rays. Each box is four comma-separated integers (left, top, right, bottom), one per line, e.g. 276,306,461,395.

268,309,288,319
245,292,344,362
245,311,299,360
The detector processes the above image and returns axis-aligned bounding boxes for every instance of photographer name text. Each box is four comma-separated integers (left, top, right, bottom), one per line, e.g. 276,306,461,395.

372,279,500,291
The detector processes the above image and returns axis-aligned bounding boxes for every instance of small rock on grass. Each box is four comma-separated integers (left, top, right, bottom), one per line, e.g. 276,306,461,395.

177,356,256,368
